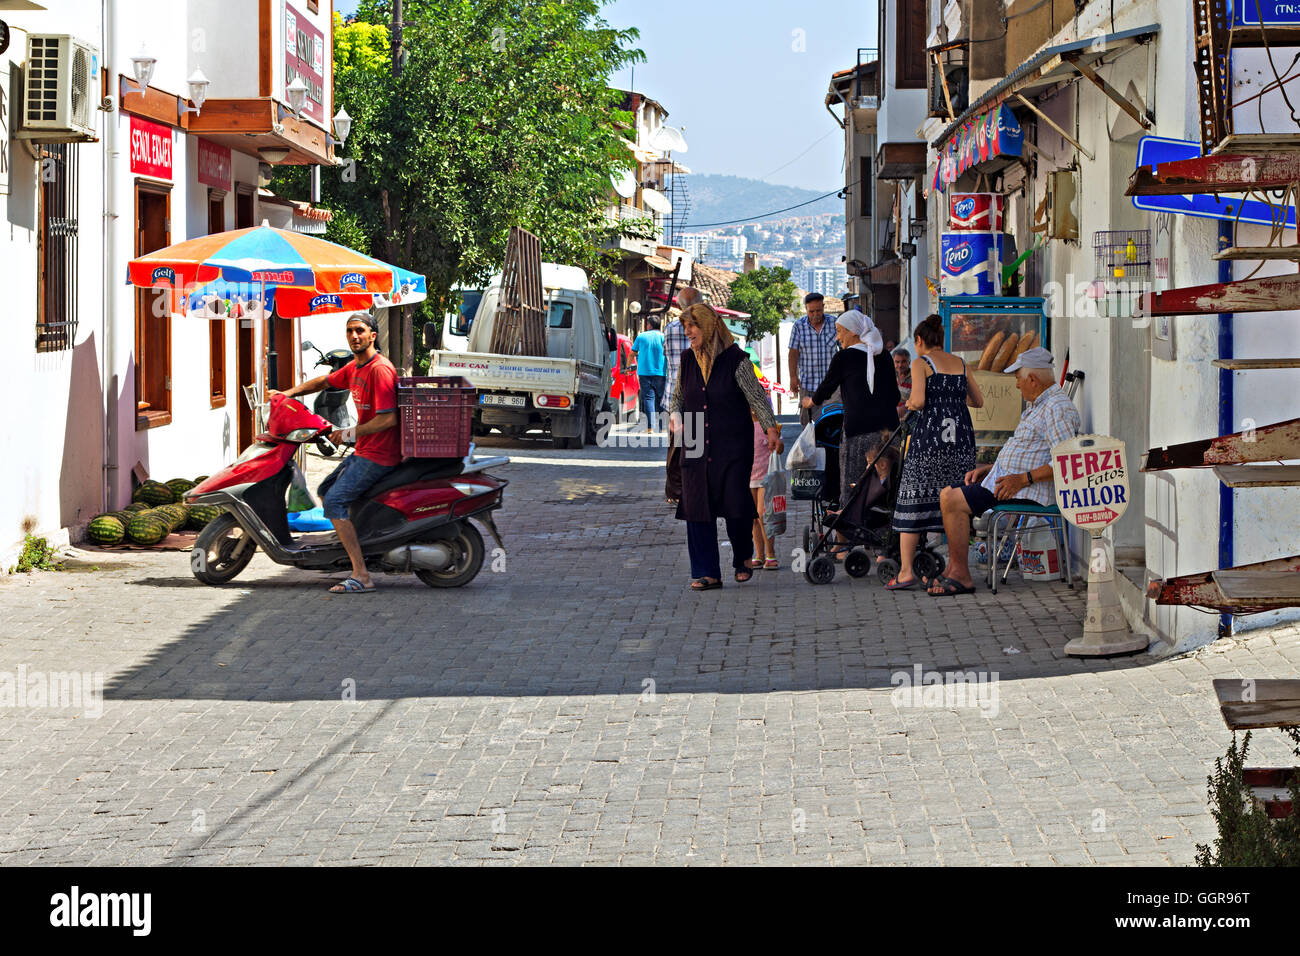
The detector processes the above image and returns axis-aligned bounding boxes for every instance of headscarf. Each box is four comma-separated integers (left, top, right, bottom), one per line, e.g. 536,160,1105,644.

682,303,735,383
836,309,884,393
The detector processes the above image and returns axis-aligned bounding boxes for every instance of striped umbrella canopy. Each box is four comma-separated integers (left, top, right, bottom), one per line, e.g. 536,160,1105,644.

128,223,414,296
187,264,428,319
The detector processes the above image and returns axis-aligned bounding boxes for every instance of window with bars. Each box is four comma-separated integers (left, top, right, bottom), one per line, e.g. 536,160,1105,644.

36,144,79,352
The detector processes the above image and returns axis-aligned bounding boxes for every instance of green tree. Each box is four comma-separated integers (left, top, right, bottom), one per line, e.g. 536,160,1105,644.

726,267,799,342
278,1,644,322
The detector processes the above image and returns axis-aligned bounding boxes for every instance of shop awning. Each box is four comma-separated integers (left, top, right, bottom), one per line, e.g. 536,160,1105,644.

932,23,1159,160
933,104,1024,191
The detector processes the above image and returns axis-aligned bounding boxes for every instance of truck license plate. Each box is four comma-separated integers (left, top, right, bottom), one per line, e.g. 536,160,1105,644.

481,394,525,407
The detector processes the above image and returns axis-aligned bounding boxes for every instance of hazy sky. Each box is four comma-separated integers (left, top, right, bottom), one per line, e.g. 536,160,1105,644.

334,0,877,193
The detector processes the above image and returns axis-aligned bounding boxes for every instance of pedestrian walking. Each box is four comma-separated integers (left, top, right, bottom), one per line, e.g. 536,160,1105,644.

788,292,839,426
887,314,984,590
663,286,697,411
748,409,779,571
632,316,667,430
669,303,783,589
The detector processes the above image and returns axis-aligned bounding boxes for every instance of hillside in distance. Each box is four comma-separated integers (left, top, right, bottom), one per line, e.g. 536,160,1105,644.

681,174,841,229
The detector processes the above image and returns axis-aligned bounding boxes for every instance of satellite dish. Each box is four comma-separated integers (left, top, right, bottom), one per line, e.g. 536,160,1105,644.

642,188,672,215
649,125,688,154
611,168,637,199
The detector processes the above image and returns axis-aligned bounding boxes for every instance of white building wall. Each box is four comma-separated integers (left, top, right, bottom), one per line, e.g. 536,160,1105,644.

0,0,108,561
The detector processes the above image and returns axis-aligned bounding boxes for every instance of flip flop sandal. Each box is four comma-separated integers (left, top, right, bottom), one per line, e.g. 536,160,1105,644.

690,578,722,591
329,576,377,595
928,576,976,597
734,569,754,583
743,559,763,570
763,559,779,570
885,576,916,591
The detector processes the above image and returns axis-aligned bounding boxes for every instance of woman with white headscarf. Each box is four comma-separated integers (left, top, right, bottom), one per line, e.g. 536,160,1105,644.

801,309,900,515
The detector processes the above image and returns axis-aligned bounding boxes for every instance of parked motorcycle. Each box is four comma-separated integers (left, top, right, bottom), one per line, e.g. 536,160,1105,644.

300,340,355,430
184,394,509,588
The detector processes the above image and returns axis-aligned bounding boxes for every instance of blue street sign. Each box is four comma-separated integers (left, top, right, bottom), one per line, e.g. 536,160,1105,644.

1235,0,1300,25
1131,136,1297,229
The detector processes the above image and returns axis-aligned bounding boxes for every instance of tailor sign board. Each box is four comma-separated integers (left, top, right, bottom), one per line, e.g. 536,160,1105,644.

1132,136,1297,228
1051,435,1130,532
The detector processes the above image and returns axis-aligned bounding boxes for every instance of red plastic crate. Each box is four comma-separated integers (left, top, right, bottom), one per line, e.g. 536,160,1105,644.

397,376,475,459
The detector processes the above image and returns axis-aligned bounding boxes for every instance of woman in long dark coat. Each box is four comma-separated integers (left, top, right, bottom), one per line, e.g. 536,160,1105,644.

669,304,784,590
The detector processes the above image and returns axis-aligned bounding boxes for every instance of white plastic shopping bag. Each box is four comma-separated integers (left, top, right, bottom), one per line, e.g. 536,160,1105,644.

762,451,789,538
785,421,818,470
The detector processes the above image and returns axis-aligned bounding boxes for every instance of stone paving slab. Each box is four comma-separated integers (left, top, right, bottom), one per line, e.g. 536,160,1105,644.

1,423,1298,865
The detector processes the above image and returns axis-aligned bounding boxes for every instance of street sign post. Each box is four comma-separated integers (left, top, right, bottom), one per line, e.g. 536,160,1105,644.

1051,434,1149,657
1131,136,1298,228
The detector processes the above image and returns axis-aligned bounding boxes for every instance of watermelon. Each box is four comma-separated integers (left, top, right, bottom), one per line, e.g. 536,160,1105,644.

87,515,125,546
194,475,209,484
133,480,175,506
158,504,190,532
123,502,150,514
111,510,136,525
187,505,222,530
166,478,196,499
126,510,169,545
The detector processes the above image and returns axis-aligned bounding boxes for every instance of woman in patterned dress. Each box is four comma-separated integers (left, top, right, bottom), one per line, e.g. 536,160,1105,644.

887,314,984,590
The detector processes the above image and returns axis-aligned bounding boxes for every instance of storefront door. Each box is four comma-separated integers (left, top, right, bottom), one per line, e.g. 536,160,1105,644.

135,184,171,428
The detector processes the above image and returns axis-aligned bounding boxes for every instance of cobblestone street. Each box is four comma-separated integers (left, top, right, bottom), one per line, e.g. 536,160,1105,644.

2,424,1298,866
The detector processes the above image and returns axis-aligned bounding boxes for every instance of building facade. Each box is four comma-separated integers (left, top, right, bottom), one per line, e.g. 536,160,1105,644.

911,0,1300,650
1,0,337,563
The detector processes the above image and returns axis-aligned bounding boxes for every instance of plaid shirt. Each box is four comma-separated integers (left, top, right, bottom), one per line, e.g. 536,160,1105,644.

983,384,1081,507
664,319,688,404
789,314,839,398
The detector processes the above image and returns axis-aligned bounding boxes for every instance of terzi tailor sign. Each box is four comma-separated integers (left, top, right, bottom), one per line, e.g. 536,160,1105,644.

1051,435,1130,531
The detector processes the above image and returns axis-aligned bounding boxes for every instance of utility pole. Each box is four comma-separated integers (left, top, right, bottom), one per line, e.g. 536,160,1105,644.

384,0,413,372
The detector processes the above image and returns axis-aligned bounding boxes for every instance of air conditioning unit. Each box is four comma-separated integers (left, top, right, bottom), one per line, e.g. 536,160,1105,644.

17,34,99,142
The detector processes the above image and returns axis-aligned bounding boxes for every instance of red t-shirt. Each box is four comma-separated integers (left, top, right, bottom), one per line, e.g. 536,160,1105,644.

327,352,402,466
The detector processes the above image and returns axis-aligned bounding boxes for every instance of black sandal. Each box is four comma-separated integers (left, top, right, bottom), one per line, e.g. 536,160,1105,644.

735,569,753,583
691,578,722,591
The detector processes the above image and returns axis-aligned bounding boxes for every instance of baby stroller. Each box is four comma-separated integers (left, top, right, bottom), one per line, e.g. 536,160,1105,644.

797,406,945,586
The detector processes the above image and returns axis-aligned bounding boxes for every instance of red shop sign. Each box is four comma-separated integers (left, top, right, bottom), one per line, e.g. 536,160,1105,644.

129,115,173,180
197,138,231,190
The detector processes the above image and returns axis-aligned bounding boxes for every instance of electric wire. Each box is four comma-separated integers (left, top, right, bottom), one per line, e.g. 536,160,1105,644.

685,180,860,229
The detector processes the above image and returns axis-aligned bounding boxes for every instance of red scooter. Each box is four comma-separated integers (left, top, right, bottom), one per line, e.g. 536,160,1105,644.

184,394,509,588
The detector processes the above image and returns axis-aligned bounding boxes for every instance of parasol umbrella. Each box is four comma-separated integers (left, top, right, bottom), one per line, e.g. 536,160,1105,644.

128,222,426,388
187,263,427,319
128,222,404,294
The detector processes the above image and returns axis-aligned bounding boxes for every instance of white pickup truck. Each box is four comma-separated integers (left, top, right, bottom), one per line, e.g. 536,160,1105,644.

428,264,612,449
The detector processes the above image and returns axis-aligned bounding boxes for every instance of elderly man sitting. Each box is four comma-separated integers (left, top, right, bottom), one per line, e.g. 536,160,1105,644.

928,347,1080,596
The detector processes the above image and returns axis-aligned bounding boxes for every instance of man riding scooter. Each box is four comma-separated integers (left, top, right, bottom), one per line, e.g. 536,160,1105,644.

271,311,399,594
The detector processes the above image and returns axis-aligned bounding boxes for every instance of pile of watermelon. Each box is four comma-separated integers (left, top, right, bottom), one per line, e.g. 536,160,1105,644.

86,476,222,547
